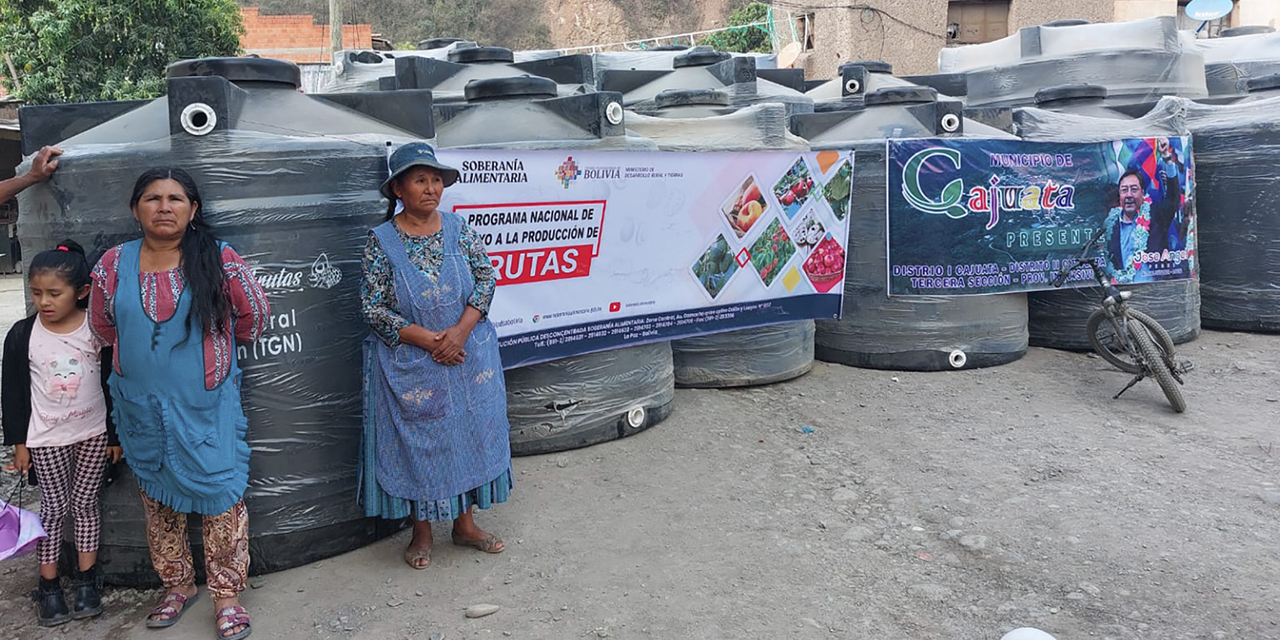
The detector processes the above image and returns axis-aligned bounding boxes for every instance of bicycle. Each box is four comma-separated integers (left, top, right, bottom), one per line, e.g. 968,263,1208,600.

1051,227,1192,412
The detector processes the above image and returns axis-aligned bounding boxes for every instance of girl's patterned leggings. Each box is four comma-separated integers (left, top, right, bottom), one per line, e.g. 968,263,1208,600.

28,433,109,566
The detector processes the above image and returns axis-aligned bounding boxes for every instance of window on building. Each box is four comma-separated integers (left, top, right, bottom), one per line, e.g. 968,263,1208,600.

946,0,1011,44
796,13,816,50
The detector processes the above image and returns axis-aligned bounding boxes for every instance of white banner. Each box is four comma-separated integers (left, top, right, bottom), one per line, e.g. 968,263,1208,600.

434,149,854,368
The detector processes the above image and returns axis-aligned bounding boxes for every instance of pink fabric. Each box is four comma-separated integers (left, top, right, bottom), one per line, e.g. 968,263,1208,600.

90,244,269,390
26,315,107,448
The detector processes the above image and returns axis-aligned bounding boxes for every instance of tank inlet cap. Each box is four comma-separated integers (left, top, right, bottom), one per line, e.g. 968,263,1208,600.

940,113,961,133
1034,83,1107,105
605,101,625,125
626,406,646,429
948,349,967,369
1222,25,1275,37
1247,73,1280,93
180,103,217,136
839,60,893,75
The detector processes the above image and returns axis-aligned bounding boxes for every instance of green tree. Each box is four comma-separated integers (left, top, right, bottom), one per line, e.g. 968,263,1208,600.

698,1,772,53
0,0,244,105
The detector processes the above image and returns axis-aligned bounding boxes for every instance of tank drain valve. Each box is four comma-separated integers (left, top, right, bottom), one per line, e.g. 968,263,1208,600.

625,405,646,429
948,349,967,369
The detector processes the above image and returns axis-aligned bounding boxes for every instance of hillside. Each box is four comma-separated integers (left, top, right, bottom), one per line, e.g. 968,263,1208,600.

240,0,740,50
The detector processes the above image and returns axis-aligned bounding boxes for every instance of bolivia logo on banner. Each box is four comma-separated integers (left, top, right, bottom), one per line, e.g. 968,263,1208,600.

436,149,855,369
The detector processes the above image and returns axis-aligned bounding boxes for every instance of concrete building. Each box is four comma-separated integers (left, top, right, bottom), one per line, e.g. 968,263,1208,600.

786,0,1280,78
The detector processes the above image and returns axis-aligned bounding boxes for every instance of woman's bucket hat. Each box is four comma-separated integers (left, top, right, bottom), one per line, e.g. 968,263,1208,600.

381,142,461,199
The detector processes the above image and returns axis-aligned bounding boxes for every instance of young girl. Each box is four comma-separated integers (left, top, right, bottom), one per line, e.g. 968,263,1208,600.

2,240,121,627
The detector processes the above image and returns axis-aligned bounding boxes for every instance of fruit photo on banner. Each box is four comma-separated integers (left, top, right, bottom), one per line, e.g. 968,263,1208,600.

792,208,827,257
749,218,797,287
802,234,845,294
720,174,768,239
822,160,852,221
691,234,739,299
773,157,816,219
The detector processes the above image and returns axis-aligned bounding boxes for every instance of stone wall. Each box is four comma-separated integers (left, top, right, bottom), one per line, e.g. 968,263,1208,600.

1010,0,1115,27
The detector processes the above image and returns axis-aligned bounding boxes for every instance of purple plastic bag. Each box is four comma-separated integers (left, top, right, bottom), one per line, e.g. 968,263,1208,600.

0,481,47,562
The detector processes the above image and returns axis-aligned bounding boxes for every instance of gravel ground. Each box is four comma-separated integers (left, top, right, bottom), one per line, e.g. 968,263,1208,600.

1,272,1277,639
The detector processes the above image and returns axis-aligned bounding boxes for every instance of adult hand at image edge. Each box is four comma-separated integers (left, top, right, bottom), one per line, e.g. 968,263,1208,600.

29,146,63,182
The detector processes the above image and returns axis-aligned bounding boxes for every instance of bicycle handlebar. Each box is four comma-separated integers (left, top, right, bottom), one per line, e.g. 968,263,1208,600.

1051,227,1108,288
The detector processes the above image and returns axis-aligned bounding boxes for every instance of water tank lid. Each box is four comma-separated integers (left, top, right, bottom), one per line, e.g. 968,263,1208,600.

653,88,732,108
167,57,301,88
1042,18,1090,27
419,37,466,49
1221,25,1277,37
450,46,516,64
1246,72,1280,93
348,51,384,64
813,100,868,114
839,60,893,74
865,86,937,106
464,76,558,101
673,49,732,68
651,45,690,51
1034,83,1108,105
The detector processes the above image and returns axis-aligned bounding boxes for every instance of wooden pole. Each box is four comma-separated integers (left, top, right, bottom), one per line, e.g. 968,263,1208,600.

329,0,342,58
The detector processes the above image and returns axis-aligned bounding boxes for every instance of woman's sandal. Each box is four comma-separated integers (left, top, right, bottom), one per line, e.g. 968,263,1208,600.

404,547,432,570
215,605,252,640
451,533,505,554
145,591,199,628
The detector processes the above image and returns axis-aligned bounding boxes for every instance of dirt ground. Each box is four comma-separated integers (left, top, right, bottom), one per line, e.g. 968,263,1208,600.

1,272,1277,640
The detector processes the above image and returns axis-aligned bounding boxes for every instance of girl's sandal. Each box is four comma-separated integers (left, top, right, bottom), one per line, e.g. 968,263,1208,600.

404,547,432,570
146,591,199,628
215,606,252,640
451,533,505,554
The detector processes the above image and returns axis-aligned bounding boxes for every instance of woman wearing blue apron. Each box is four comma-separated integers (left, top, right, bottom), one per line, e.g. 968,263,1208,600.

360,143,512,570
89,169,269,639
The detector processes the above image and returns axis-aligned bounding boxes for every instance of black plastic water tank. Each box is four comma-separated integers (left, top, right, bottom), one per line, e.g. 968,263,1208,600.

1221,25,1276,37
790,92,1029,371
1199,28,1280,99
1184,97,1280,331
600,47,814,115
419,37,467,49
1042,19,1090,27
15,57,435,586
941,16,1207,108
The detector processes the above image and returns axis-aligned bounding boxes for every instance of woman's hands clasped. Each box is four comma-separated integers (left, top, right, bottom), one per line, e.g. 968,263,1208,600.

430,325,469,366
398,308,483,367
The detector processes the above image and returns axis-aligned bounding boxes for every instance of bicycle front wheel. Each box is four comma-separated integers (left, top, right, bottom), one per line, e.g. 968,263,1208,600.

1130,323,1187,413
1087,309,1177,374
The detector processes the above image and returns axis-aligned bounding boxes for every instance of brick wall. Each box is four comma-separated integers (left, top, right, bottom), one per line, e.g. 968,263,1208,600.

240,7,373,64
